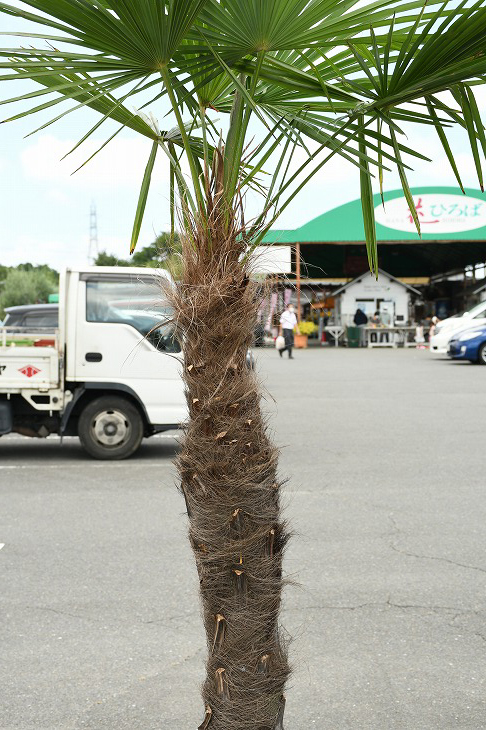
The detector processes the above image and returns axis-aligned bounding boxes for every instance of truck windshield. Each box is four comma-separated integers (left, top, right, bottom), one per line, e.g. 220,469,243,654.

86,278,181,353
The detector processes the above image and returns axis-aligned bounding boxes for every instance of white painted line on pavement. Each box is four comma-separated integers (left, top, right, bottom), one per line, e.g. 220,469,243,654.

0,433,178,442
0,544,4,550
0,462,173,470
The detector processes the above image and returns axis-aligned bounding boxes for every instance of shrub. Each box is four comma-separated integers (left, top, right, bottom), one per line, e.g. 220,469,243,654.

0,269,57,316
296,320,318,336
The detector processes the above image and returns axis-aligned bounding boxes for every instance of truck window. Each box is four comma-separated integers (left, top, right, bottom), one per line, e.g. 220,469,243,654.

86,279,181,353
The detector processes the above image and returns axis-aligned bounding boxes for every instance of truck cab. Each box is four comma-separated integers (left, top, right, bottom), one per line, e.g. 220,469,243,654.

0,267,186,459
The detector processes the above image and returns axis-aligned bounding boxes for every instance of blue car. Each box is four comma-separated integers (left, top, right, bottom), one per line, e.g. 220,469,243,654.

448,325,486,364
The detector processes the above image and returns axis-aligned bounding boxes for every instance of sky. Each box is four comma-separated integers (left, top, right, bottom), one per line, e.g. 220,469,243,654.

1,4,486,271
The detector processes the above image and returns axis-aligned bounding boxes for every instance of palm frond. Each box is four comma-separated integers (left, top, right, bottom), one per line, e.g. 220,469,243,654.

1,0,486,269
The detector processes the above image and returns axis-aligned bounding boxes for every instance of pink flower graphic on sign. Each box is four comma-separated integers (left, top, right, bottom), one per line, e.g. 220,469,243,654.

407,197,439,225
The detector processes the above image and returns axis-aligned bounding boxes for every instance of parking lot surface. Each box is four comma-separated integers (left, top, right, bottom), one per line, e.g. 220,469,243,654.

1,348,485,729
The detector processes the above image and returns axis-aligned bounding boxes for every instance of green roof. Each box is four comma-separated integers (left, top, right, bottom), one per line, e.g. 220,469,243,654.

263,187,486,243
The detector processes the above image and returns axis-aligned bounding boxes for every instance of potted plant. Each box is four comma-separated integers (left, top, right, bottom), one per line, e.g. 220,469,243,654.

294,321,318,348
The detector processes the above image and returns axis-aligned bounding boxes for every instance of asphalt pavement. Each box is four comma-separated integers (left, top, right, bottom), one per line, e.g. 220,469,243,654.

1,348,485,729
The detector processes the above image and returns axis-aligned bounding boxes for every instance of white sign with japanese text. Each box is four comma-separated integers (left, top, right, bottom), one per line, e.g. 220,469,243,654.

249,245,291,274
374,193,486,234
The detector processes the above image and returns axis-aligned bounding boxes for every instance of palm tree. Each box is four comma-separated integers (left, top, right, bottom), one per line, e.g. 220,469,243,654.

2,2,486,727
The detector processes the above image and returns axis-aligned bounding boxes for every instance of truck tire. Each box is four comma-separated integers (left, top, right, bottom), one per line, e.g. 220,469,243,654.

78,396,144,460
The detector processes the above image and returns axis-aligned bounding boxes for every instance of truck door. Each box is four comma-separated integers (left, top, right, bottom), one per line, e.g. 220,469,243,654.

73,272,186,426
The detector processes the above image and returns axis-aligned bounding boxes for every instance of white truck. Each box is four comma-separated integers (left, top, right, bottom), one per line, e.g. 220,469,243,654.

0,267,186,459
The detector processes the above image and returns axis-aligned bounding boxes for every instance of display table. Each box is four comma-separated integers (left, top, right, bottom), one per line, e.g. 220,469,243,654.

365,326,417,348
323,325,345,346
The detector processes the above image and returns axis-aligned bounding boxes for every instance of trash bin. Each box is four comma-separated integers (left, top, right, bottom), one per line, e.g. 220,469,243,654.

346,326,360,348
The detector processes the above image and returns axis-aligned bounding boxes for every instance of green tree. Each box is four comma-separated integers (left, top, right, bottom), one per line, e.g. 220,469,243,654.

93,251,130,267
2,2,486,727
17,262,55,274
95,233,182,273
0,269,57,313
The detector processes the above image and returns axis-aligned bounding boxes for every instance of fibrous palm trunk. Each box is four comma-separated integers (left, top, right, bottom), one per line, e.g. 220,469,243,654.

169,167,290,730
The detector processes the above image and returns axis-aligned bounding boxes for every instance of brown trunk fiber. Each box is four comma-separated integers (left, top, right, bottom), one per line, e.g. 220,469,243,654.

168,167,290,730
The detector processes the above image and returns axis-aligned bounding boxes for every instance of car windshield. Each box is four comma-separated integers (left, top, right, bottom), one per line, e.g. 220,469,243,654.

23,311,58,329
463,302,486,318
3,309,58,330
459,322,486,334
445,301,486,320
2,313,19,327
86,277,181,353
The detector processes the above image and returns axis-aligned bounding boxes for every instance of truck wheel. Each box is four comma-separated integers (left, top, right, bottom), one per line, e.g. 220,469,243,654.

478,343,486,365
78,396,144,460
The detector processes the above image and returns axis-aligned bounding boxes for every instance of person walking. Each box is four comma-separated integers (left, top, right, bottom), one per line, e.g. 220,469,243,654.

279,303,299,358
353,307,368,347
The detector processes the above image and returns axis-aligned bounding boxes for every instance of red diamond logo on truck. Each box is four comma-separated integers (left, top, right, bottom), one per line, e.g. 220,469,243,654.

19,365,41,378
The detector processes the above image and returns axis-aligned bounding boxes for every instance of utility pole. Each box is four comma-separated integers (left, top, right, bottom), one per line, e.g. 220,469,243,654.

88,202,99,262
296,242,301,322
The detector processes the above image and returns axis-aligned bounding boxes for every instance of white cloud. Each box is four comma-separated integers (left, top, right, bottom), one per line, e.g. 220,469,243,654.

2,230,163,270
2,232,90,269
447,152,486,188
45,188,71,205
21,134,170,189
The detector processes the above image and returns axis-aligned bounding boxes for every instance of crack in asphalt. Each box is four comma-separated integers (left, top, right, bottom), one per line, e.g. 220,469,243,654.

287,599,468,614
27,605,197,633
142,609,200,626
27,605,91,622
289,600,486,651
388,514,486,576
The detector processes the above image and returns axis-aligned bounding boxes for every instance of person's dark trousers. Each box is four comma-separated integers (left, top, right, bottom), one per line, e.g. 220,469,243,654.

280,328,294,358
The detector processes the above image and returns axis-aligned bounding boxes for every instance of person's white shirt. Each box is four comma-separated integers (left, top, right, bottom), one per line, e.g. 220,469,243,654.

280,309,297,330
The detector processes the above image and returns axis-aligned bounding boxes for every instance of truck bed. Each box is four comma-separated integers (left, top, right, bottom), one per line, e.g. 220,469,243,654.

0,330,60,391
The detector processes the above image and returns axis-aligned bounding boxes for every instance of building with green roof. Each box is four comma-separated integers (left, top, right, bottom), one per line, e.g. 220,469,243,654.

264,187,486,285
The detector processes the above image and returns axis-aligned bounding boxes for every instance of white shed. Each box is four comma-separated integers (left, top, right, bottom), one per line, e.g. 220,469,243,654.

333,269,420,326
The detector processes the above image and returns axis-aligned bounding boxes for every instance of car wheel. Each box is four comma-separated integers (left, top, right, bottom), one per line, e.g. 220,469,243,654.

478,343,486,365
78,396,144,460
